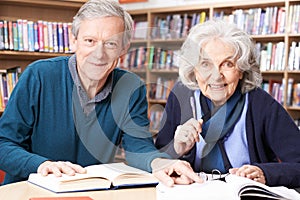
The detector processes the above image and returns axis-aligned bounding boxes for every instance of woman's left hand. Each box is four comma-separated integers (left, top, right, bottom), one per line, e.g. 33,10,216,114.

229,164,266,184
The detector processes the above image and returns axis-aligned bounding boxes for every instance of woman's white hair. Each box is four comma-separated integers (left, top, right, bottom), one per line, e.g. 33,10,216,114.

179,19,262,94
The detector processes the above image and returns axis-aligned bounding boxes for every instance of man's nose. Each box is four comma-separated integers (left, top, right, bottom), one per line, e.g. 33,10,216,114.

93,42,106,58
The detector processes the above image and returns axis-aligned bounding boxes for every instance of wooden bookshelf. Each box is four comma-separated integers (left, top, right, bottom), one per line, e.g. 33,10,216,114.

0,0,300,127
125,0,300,130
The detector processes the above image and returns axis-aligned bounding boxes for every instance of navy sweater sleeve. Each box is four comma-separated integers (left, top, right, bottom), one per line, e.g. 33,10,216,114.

247,88,300,188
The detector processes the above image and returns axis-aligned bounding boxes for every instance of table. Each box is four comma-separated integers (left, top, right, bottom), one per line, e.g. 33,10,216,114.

0,181,157,200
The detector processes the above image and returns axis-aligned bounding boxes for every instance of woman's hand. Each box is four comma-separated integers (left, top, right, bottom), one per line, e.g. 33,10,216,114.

229,164,266,184
174,118,202,155
37,161,86,177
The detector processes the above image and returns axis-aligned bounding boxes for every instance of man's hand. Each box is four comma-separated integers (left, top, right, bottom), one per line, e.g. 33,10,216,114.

37,161,86,177
151,158,203,187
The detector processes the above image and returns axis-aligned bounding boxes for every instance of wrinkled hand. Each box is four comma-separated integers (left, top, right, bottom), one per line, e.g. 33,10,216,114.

174,118,202,155
37,161,86,177
151,158,203,187
229,164,266,184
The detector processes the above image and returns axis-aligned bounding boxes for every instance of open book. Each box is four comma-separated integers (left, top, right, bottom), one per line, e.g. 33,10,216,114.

28,162,158,193
156,174,300,200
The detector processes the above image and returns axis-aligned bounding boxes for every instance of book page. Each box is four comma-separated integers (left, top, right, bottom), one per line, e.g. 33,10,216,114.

156,181,238,200
85,162,157,186
225,175,300,200
28,173,111,193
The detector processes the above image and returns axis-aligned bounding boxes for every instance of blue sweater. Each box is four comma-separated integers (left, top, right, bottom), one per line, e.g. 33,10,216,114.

155,81,300,188
0,56,169,184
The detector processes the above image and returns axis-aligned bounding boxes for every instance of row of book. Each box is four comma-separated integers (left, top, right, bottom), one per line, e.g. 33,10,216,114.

119,40,299,72
149,109,163,131
148,47,180,70
214,5,299,35
151,11,207,40
142,4,299,40
149,77,176,101
0,19,72,53
119,46,148,70
257,41,300,71
118,46,180,71
262,78,300,107
0,66,21,110
214,7,286,35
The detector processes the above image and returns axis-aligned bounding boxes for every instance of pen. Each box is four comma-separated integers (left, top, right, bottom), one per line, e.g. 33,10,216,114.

190,96,196,119
190,96,211,123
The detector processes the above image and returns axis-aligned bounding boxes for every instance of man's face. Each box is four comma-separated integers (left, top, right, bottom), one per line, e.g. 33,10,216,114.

72,16,127,83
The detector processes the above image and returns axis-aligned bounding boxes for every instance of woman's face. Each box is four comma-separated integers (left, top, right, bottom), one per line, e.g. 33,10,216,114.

194,39,243,106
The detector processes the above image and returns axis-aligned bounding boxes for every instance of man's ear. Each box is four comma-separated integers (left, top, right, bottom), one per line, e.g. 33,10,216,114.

120,42,130,57
70,34,77,52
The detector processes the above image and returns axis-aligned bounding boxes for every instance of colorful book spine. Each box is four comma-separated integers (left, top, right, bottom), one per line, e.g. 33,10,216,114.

22,19,29,51
3,20,9,50
27,21,35,52
33,22,39,51
12,21,19,51
37,20,44,52
63,22,69,53
57,22,64,53
52,22,58,53
17,19,23,51
0,20,4,50
8,20,13,50
47,22,54,52
43,21,49,52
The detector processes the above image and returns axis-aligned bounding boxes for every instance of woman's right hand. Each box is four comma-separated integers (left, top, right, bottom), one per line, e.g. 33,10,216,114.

174,118,203,156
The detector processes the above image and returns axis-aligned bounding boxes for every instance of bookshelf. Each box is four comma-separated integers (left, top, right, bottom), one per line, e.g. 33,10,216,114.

124,0,300,132
0,0,300,127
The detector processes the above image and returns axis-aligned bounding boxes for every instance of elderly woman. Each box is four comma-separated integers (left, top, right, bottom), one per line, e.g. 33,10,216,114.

155,20,300,188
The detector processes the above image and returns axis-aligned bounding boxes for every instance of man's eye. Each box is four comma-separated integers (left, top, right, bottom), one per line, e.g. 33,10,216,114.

84,39,95,46
104,41,118,49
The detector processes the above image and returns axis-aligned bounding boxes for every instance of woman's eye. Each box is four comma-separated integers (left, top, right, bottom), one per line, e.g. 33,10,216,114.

222,61,234,69
200,61,212,69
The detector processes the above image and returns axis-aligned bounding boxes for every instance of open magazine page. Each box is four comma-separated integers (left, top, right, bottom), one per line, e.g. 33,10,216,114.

156,180,238,200
225,174,300,200
156,174,300,200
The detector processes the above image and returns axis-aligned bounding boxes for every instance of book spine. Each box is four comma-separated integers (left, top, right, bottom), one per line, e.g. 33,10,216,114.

37,20,44,52
22,19,29,51
12,21,19,51
43,21,49,52
27,21,35,52
52,22,58,53
57,22,64,53
3,20,9,50
8,20,14,50
17,19,23,51
0,20,4,50
63,22,69,53
33,22,39,51
47,22,53,52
